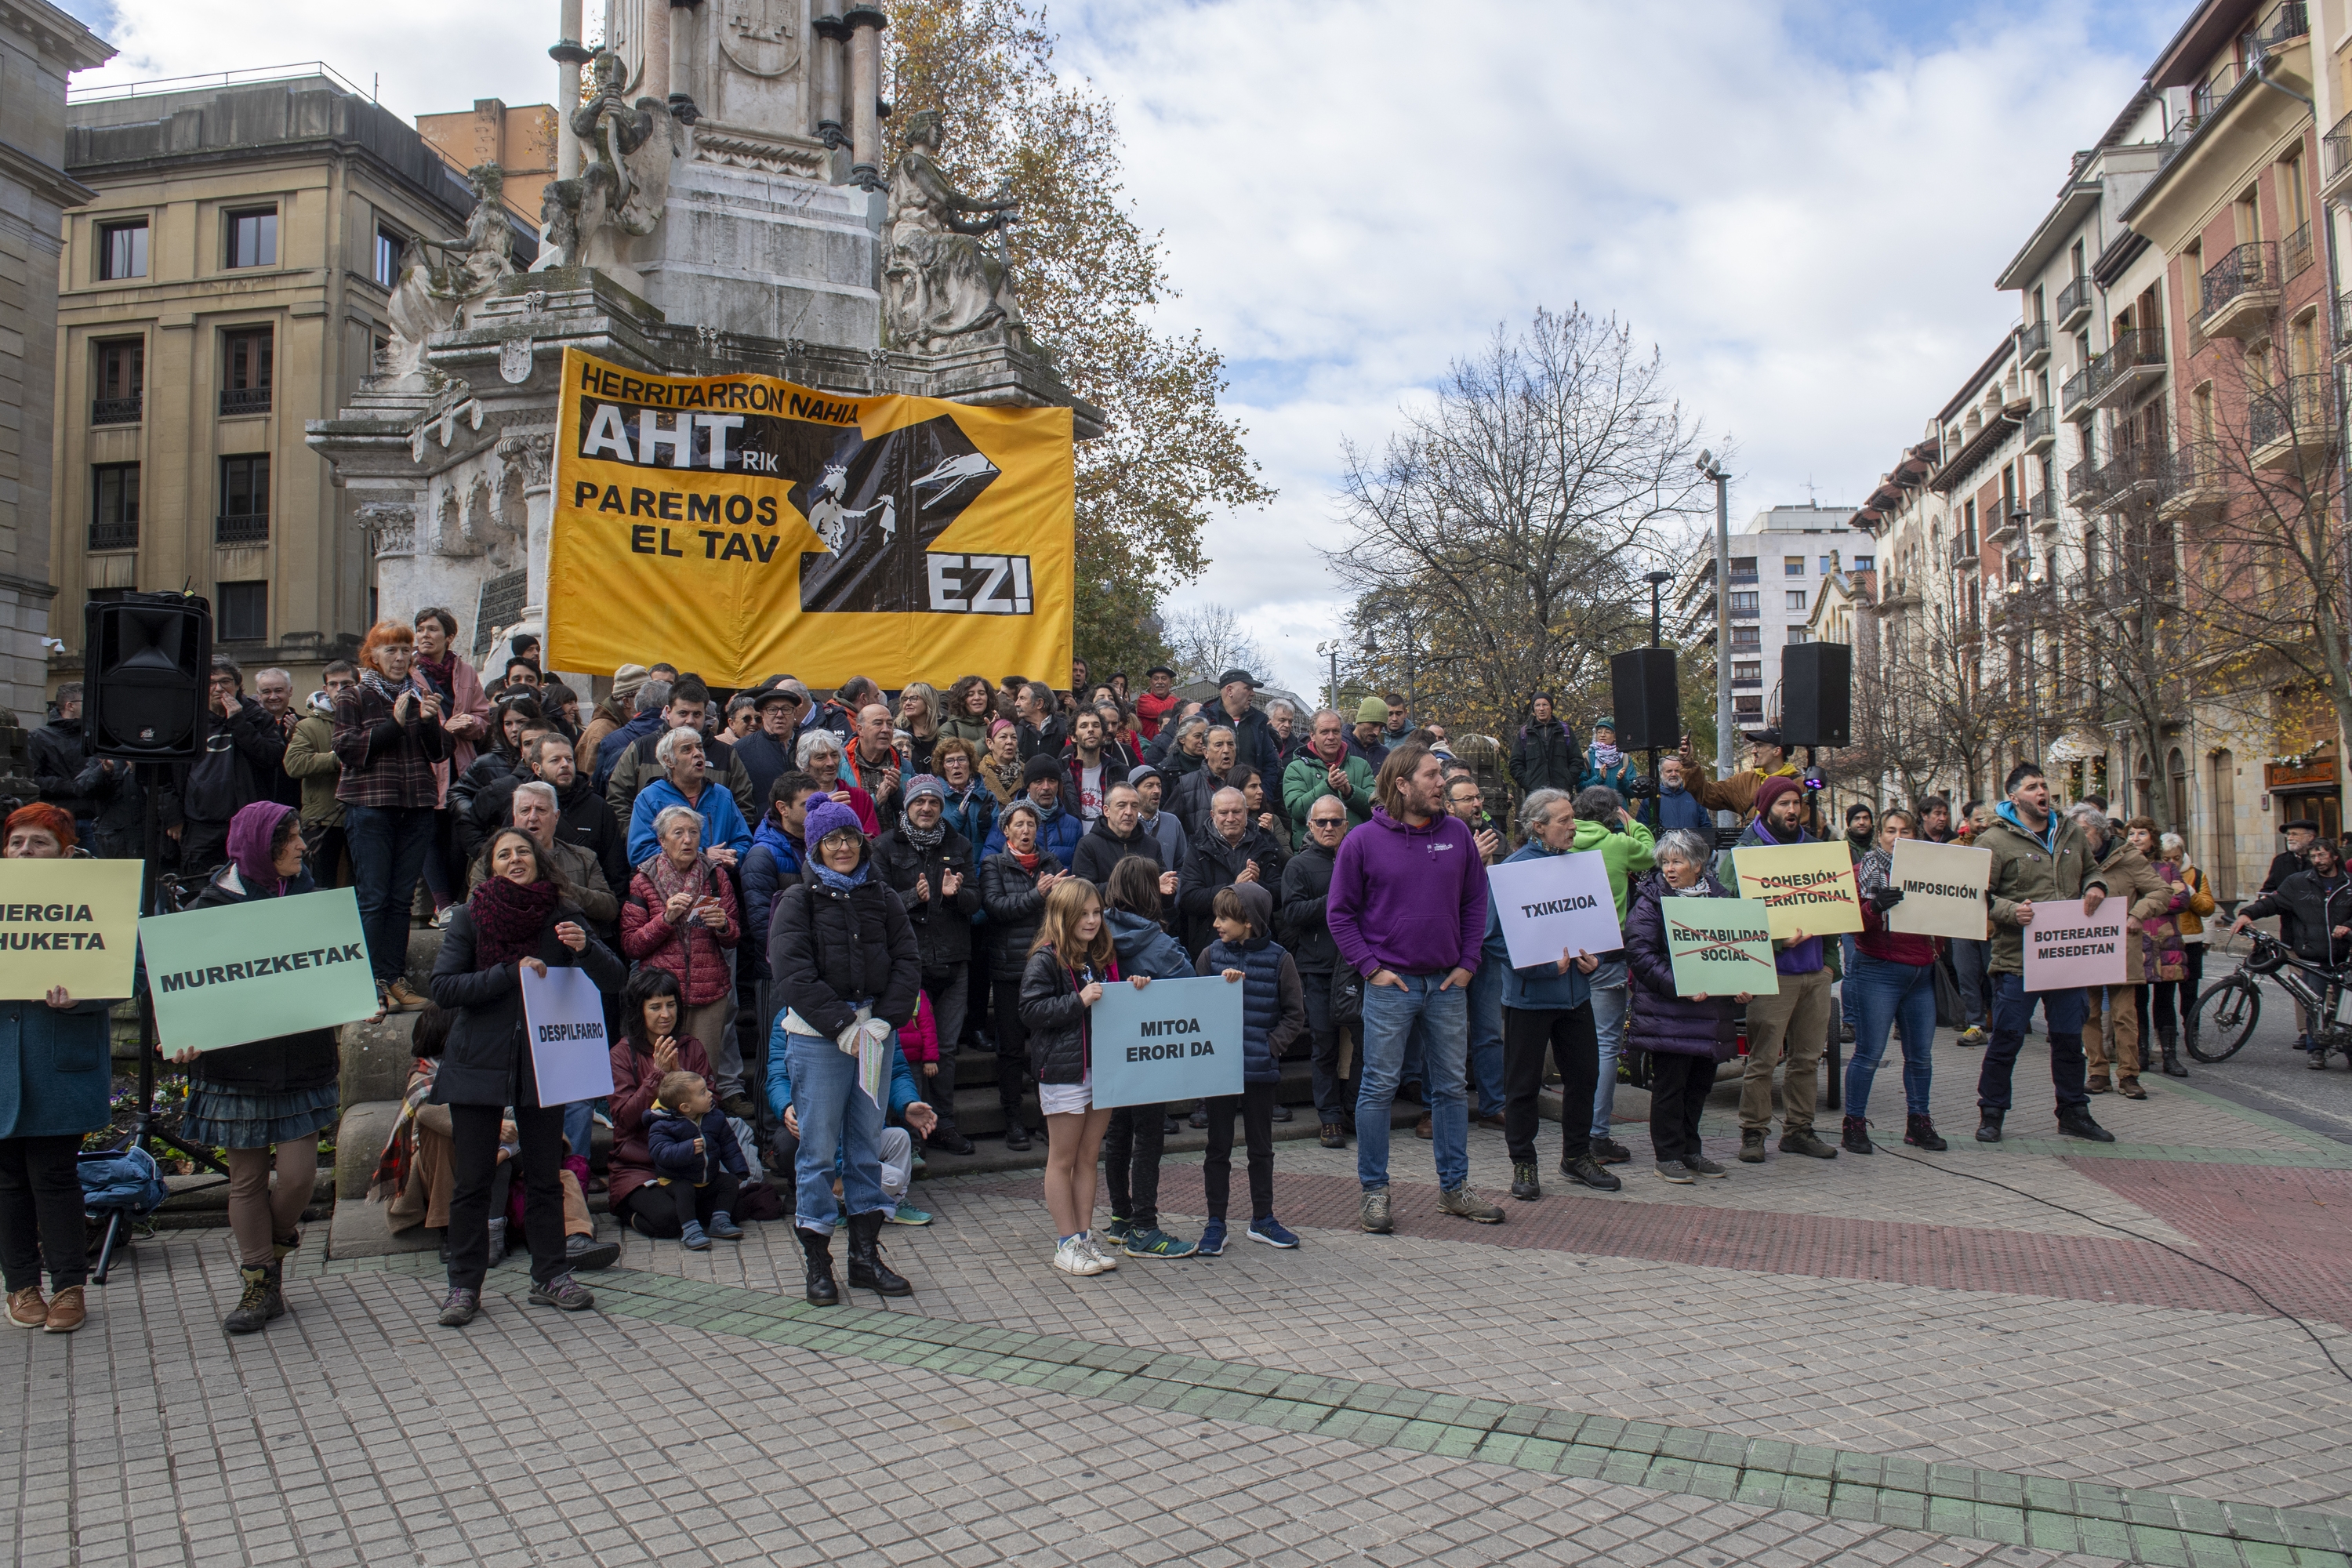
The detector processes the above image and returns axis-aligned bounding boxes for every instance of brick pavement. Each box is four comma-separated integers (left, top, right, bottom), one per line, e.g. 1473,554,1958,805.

6,1032,2351,1566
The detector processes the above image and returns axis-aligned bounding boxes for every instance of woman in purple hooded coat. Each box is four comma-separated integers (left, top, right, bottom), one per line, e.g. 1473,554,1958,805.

170,800,344,1336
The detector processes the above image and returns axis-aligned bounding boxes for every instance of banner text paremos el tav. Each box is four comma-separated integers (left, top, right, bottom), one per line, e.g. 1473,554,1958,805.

546,348,1075,688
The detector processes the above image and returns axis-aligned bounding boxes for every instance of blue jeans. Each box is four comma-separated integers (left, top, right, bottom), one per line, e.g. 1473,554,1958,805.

1976,974,2089,1112
1838,935,1860,1027
1844,956,1935,1117
1467,956,1506,1117
561,1101,595,1167
782,1030,887,1233
343,804,437,987
1588,958,1628,1140
1950,938,1990,1029
1356,974,1468,1192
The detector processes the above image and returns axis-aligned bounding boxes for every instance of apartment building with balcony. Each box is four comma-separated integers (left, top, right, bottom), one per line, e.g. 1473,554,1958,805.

46,67,503,695
1671,503,1867,736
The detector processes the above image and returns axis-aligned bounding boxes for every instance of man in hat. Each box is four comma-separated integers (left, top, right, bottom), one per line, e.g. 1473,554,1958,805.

1677,726,1802,825
1716,775,1841,1163
1212,668,1283,789
1347,695,1392,771
982,753,1085,863
735,677,804,809
1134,665,1180,740
2263,819,2320,896
1578,717,1641,797
578,662,648,771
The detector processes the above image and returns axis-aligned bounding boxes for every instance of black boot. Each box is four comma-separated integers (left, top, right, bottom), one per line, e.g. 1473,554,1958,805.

223,1262,281,1334
1840,1115,1874,1155
797,1226,839,1306
846,1211,912,1297
1903,1112,1947,1152
2158,1025,2188,1079
2056,1104,2115,1142
1975,1109,2004,1143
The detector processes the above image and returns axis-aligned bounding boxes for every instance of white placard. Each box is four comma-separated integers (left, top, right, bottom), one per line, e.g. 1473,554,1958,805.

1886,838,1994,940
2020,898,2129,991
521,964,617,1106
1486,851,1624,970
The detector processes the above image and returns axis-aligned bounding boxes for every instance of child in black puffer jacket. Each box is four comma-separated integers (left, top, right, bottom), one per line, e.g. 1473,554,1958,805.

642,1070,750,1250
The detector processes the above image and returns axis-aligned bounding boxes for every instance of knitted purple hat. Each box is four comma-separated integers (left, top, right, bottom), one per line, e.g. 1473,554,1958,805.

804,797,865,847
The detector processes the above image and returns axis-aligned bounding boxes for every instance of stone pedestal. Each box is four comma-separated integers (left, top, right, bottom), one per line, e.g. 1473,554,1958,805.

638,157,881,347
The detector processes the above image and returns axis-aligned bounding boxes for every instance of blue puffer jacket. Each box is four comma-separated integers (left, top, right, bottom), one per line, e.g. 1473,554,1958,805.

1107,908,1193,981
740,818,804,981
1196,931,1304,1085
982,797,1083,864
645,1101,750,1185
1624,870,1740,1062
1482,842,1595,1013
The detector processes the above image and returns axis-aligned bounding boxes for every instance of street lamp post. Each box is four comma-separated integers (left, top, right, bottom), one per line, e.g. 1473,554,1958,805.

1697,451,1733,780
1314,639,1341,713
2008,505,2038,770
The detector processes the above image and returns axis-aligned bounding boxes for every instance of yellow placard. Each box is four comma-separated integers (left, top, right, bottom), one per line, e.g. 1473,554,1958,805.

0,859,143,999
1730,840,1864,939
546,347,1075,688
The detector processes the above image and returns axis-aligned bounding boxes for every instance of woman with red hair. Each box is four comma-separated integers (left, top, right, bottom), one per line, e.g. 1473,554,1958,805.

0,805,114,1333
332,619,454,1014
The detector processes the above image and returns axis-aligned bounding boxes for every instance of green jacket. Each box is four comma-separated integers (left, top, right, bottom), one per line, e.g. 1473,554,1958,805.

281,712,344,827
1571,815,1656,920
1979,806,2111,976
1281,749,1374,849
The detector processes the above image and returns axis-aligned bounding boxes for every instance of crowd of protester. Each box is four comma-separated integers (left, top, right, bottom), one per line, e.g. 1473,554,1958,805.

0,628,2286,1336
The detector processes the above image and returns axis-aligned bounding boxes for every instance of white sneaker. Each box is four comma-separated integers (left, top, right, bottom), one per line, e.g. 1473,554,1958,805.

1052,1238,1105,1276
1080,1233,1120,1271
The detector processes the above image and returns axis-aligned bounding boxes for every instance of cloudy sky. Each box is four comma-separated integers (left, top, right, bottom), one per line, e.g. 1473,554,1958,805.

58,0,2178,696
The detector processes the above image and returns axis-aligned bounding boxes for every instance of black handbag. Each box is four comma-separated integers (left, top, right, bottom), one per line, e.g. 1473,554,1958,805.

1330,967,1364,1029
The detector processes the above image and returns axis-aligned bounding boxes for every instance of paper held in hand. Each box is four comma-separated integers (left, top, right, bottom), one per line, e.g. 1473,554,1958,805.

1730,840,1864,939
2020,897,2129,990
1089,974,1244,1110
0,858,141,1000
138,887,379,1053
1486,851,1624,970
1662,896,1780,998
1885,838,1993,940
521,965,616,1106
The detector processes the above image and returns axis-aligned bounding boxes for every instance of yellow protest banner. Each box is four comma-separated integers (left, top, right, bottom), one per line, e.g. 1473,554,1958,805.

0,859,143,999
546,347,1075,688
1730,840,1864,939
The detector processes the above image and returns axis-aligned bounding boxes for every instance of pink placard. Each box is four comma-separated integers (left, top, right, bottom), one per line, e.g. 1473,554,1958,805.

2019,897,2129,991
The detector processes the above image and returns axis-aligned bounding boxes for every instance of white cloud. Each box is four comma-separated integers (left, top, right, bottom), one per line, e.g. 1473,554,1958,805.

71,0,2168,699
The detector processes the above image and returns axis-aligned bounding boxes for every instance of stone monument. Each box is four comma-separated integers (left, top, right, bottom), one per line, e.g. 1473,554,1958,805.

308,2,1096,670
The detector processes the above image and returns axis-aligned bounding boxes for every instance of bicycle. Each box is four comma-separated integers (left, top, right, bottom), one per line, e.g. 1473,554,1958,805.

2186,929,2352,1065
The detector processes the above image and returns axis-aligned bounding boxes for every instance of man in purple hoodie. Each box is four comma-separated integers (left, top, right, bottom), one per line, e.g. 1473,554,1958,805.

1328,742,1505,1232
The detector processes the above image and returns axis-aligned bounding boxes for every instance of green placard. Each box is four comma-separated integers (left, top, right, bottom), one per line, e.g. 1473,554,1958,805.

138,887,380,1053
1662,895,1780,998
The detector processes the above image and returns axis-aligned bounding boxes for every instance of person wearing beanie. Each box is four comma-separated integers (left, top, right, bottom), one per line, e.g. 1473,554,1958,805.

579,663,648,772
982,753,1085,864
875,774,983,1156
1716,774,1838,1164
1346,695,1392,771
1577,717,1640,797
1123,762,1190,868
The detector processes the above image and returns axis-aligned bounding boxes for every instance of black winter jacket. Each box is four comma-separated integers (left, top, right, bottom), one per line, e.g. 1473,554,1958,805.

979,851,1062,983
1277,840,1340,974
29,717,93,820
172,697,286,828
1068,815,1167,891
183,864,342,1094
1623,871,1741,1062
452,749,528,863
428,898,626,1109
768,855,921,1037
2239,867,2352,968
874,825,981,970
1511,720,1579,795
1018,943,1110,1084
1177,825,1289,960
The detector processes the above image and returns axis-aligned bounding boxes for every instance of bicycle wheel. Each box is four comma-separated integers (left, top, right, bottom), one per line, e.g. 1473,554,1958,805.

2185,975,2259,1062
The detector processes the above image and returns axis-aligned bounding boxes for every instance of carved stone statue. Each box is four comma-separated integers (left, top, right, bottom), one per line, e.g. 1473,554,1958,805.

379,163,517,385
882,110,1026,351
537,49,678,283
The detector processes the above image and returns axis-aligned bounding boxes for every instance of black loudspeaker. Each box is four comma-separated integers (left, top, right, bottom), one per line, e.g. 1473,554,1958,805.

85,593,212,760
1780,641,1852,748
1608,648,1680,751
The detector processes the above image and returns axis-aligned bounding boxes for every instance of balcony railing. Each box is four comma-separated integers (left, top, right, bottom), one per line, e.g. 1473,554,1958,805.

219,387,270,416
2067,459,2099,506
2021,405,2056,452
87,521,136,551
2082,328,2167,412
2060,365,2093,419
2027,487,2058,529
2328,109,2352,184
2250,374,2338,466
2157,445,2227,522
2264,0,2309,47
2056,275,2094,329
2201,241,2278,328
214,512,268,544
2285,222,2314,283
2090,445,2164,510
2158,113,2203,170
91,396,141,426
2016,319,2051,367
1731,677,1762,690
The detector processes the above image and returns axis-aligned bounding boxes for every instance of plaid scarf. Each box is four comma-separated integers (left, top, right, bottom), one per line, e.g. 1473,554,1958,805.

366,1059,438,1204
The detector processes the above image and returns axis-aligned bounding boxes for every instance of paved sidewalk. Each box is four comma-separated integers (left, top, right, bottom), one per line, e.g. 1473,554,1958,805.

7,1030,2352,1567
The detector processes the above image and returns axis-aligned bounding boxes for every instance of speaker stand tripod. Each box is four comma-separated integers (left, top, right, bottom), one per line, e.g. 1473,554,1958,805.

126,760,228,1178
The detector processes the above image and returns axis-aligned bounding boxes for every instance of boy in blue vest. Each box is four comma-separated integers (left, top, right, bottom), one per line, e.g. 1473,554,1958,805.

1194,881,1306,1254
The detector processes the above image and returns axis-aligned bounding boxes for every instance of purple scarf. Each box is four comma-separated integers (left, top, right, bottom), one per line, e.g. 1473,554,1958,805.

469,873,561,967
226,800,296,897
